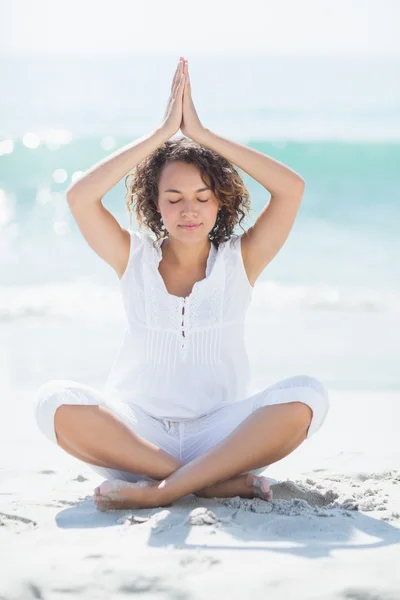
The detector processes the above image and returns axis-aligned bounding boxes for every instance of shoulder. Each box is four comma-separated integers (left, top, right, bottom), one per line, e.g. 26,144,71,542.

128,229,154,248
219,233,242,255
215,233,237,247
222,233,255,289
227,233,241,250
118,229,151,282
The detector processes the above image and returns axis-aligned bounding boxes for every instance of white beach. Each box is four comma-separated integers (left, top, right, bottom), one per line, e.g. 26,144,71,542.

1,383,399,599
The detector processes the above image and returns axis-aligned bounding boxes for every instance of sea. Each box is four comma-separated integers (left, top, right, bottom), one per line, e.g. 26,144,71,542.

0,54,399,448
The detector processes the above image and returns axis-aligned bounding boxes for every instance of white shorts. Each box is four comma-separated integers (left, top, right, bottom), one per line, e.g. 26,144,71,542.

32,375,329,483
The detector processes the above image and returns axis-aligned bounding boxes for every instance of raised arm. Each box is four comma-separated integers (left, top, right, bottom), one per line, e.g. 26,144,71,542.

179,58,305,286
193,127,305,285
66,128,171,278
66,58,187,278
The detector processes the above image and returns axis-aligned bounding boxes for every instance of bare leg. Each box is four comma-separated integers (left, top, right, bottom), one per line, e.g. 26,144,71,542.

54,405,184,480
55,405,271,505
95,402,312,509
157,402,312,504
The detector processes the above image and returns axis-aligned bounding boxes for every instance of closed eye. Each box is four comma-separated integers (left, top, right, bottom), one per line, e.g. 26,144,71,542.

168,199,209,204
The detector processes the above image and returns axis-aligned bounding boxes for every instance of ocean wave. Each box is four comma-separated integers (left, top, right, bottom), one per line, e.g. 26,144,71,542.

250,281,397,313
0,279,397,324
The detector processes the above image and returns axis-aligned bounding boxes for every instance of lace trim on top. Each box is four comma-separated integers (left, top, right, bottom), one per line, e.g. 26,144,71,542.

153,236,218,298
142,234,227,333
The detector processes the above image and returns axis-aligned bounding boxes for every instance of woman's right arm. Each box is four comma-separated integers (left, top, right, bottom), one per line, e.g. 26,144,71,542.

66,58,186,279
66,126,172,279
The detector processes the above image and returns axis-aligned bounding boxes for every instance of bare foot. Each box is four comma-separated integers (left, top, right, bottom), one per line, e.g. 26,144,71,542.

93,479,164,512
93,473,273,511
196,473,273,502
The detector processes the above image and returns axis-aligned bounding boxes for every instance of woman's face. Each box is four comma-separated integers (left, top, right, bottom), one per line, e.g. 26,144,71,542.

157,161,220,242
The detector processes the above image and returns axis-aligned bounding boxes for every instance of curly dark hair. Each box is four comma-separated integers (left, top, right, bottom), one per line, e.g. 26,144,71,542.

124,136,251,247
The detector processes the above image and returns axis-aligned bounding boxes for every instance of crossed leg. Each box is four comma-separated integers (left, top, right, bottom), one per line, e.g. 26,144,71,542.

34,377,328,510
54,404,273,505
30,372,268,503
94,401,311,510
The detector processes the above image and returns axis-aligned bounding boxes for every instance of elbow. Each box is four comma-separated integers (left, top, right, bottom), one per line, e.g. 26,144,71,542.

284,177,305,198
66,187,103,207
66,185,79,204
66,176,86,203
293,178,305,198
296,177,305,191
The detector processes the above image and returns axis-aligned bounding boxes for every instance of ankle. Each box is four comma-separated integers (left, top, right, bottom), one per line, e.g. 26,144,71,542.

155,479,178,506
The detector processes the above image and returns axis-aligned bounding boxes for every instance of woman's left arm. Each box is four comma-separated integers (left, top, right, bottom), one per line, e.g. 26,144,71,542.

195,128,305,284
180,58,303,194
195,127,304,196
181,57,305,284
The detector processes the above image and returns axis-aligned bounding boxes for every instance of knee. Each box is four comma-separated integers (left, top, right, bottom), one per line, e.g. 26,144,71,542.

308,375,329,417
292,375,330,436
33,379,75,415
290,401,314,429
290,375,329,407
32,379,80,442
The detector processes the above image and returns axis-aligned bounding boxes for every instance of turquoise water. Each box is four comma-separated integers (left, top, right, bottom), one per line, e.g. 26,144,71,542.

1,138,399,293
0,55,399,391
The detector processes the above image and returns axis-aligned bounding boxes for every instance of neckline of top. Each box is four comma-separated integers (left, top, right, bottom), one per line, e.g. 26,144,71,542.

152,235,220,301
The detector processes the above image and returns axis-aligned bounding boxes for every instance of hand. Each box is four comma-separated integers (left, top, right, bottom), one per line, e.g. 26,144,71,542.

160,58,186,137
180,59,206,141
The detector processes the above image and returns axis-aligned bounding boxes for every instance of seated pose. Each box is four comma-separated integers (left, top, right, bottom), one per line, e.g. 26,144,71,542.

33,57,329,511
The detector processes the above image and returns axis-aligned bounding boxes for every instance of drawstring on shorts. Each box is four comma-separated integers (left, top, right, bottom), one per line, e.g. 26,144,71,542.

163,419,184,459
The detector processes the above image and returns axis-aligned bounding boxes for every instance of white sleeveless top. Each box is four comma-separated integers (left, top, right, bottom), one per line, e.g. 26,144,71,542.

104,229,254,420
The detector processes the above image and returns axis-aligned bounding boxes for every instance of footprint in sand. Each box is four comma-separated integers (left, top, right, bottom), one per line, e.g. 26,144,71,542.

0,511,37,532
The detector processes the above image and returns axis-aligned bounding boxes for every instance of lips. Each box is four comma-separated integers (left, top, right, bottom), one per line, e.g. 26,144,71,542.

179,224,201,229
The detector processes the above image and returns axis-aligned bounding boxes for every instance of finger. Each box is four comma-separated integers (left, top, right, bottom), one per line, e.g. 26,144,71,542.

173,60,184,89
171,59,183,91
171,75,185,106
176,71,186,93
176,74,186,101
172,71,183,96
183,65,191,94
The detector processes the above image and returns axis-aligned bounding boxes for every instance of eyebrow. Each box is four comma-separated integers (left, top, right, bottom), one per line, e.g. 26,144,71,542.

164,187,211,194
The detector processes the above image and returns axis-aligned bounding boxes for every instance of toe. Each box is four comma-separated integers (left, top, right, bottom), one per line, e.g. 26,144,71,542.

253,475,273,501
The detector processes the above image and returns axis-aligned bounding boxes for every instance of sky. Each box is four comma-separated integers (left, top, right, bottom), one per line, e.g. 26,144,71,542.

0,0,399,57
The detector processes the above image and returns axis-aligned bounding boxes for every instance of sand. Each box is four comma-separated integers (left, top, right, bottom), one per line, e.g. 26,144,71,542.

1,389,399,599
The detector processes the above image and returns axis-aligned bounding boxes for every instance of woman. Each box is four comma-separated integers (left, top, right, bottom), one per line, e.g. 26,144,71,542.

33,57,329,511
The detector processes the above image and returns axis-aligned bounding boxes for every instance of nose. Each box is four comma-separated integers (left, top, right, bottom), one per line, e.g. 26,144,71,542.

181,202,198,216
